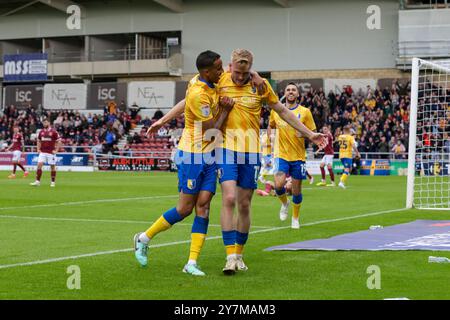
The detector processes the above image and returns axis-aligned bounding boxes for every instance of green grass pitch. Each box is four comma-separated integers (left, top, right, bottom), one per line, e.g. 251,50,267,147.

0,171,449,300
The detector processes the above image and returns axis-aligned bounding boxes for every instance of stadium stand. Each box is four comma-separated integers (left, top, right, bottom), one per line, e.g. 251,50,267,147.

1,81,448,160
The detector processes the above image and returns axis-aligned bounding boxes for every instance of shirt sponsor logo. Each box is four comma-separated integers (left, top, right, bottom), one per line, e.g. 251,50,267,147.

239,96,258,104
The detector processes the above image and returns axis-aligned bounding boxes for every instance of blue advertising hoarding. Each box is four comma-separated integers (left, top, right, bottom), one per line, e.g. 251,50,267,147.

26,153,88,166
3,53,48,82
359,159,391,176
421,161,450,176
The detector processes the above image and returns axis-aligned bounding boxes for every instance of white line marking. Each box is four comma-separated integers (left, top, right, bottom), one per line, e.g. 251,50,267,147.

0,207,409,270
0,195,179,211
245,207,409,234
0,214,271,229
0,186,324,212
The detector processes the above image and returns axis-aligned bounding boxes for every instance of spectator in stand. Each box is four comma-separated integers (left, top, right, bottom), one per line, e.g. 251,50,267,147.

366,137,377,153
0,105,132,154
54,112,64,127
118,100,127,113
169,117,178,129
141,117,152,128
87,113,94,125
101,124,118,154
62,115,71,130
1,78,445,160
108,101,117,115
152,108,164,120
107,112,117,123
132,132,142,144
388,136,396,151
129,102,141,120
122,143,133,157
377,136,389,158
392,140,406,159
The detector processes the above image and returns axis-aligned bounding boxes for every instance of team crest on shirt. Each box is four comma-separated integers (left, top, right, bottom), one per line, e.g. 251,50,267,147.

187,179,196,190
217,168,224,179
201,105,211,117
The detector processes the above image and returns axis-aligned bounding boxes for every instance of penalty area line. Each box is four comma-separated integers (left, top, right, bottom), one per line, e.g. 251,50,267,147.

0,207,408,270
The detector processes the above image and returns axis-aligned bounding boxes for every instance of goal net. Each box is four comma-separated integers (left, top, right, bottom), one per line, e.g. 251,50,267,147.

407,58,450,210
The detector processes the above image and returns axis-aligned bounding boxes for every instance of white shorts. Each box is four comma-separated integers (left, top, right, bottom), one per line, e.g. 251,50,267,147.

321,155,334,166
38,153,57,165
12,150,22,162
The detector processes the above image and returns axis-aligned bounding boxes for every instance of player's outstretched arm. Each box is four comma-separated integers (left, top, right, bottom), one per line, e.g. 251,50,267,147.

146,99,186,136
269,101,327,148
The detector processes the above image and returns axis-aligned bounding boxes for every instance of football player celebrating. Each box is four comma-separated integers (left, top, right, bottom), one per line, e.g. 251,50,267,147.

145,49,327,275
337,125,360,189
133,51,234,276
216,50,326,274
30,119,61,187
6,126,28,179
268,82,317,229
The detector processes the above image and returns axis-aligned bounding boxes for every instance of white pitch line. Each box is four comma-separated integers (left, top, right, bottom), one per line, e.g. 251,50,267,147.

0,214,271,229
0,195,180,212
0,207,409,270
243,207,409,234
0,186,325,212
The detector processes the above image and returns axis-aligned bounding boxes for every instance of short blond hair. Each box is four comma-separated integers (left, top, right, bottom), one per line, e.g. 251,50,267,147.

231,49,253,66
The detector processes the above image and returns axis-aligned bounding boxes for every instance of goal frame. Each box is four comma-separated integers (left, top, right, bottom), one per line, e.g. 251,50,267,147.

406,57,450,210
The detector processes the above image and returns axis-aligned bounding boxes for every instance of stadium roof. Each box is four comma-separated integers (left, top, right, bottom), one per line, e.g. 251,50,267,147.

0,0,290,16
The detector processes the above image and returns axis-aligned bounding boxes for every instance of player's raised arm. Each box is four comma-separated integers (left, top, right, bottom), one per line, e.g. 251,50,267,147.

268,101,327,148
146,99,186,136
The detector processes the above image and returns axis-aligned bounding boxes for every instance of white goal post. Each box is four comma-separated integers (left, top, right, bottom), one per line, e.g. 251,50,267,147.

406,58,450,210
